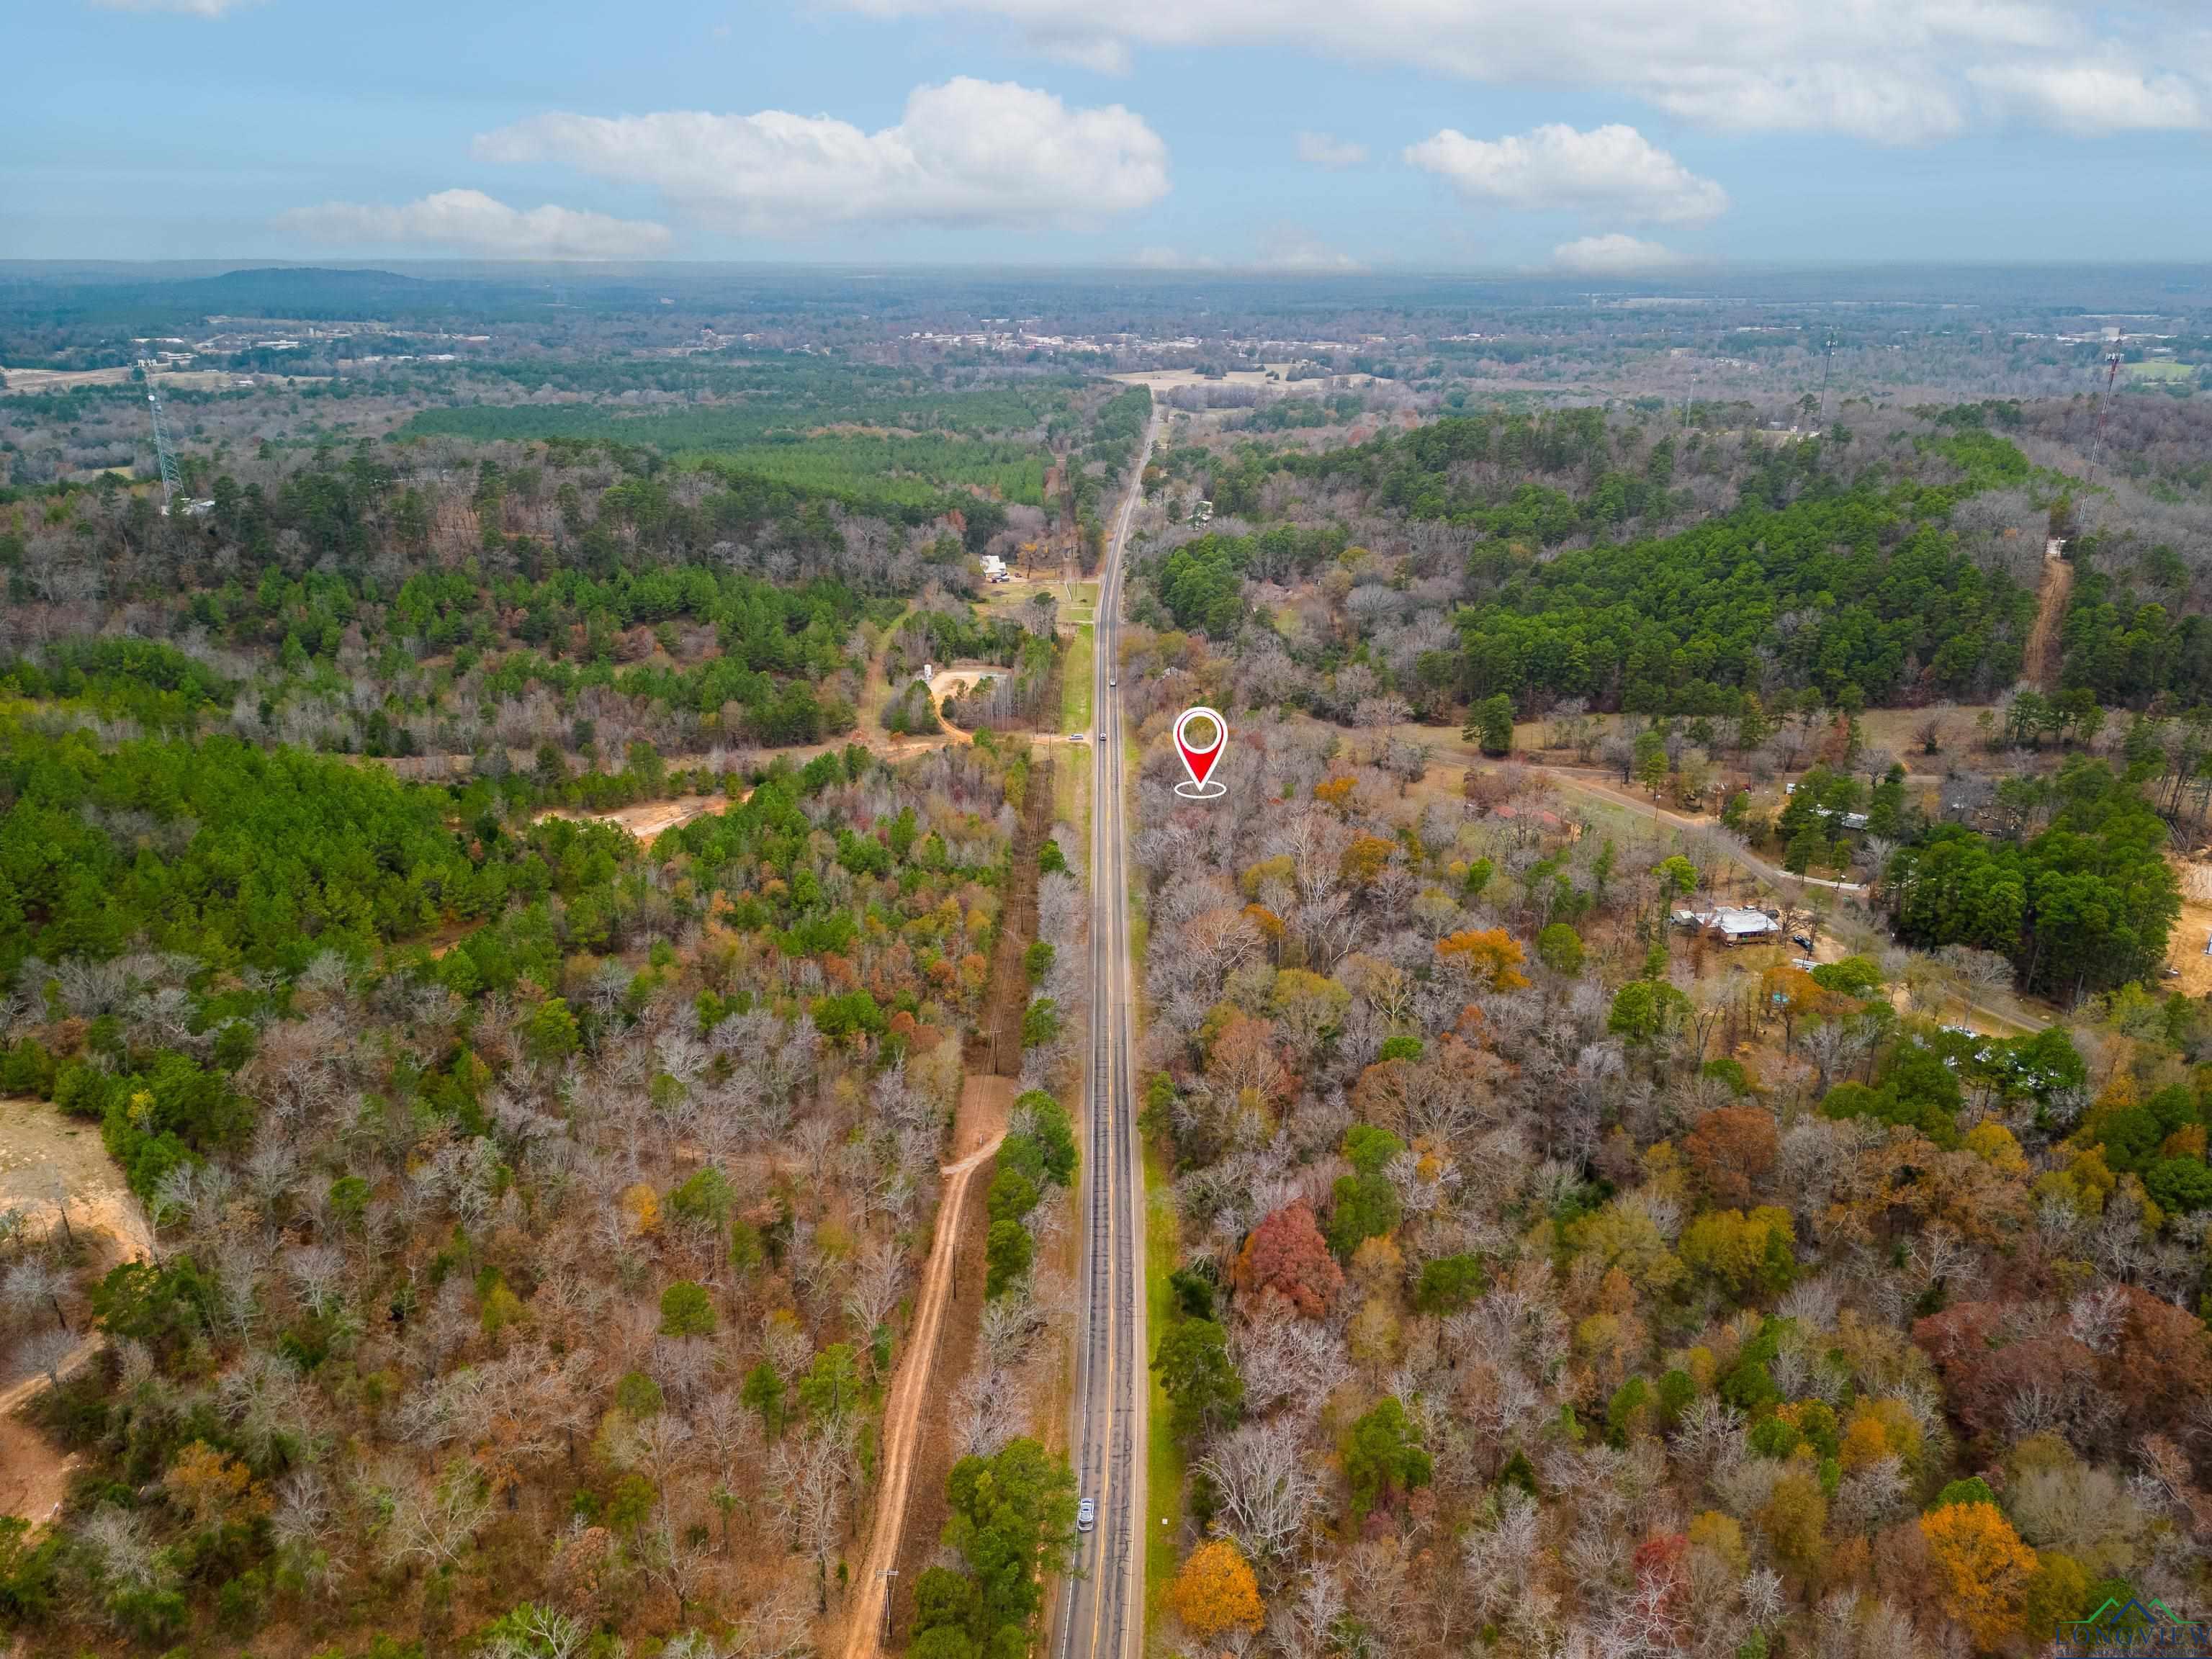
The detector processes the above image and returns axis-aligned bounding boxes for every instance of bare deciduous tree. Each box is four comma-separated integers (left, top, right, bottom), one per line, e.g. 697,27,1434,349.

1200,1418,1321,1565
382,1461,493,1572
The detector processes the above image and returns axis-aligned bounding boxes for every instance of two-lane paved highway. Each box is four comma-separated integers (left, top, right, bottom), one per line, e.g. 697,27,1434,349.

1058,408,1158,1659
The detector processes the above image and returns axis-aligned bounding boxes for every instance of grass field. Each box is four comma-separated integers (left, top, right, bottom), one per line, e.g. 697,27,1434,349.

976,574,1068,625
1054,750,1086,862
1064,625,1094,735
1051,583,1103,634
2126,360,2198,383
1053,632,1088,863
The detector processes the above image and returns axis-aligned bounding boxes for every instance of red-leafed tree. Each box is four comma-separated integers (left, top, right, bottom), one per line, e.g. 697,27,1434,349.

2108,1285,2212,1436
1914,1302,2101,1448
1918,1289,2211,1455
1233,1202,1344,1319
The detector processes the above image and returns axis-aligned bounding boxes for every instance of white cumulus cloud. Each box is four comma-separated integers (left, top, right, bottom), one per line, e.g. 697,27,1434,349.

1550,232,1684,275
277,190,672,260
824,0,2211,142
1296,131,1368,169
1406,122,1726,224
1968,59,2208,133
475,78,1169,237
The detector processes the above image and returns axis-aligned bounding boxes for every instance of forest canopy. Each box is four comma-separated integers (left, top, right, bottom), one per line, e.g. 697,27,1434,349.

0,720,613,973
1454,488,2033,713
1884,758,2181,998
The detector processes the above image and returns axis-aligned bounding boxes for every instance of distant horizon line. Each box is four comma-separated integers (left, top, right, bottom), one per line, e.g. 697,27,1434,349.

4,256,2210,280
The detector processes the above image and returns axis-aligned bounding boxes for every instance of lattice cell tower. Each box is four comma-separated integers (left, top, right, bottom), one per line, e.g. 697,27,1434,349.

140,359,181,513
2087,343,2123,485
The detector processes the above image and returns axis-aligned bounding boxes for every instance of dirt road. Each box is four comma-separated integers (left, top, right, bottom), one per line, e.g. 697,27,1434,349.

2025,541,2074,693
1350,725,2054,1032
1535,769,2060,1030
1,1096,154,1523
1367,715,1866,896
1529,766,1869,895
2162,857,2212,999
842,1118,1007,1659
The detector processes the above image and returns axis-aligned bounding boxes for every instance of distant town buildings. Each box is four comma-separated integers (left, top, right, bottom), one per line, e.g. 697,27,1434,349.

906,327,1108,354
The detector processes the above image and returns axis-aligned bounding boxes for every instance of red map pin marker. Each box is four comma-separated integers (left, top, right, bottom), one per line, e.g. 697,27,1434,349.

1174,706,1228,798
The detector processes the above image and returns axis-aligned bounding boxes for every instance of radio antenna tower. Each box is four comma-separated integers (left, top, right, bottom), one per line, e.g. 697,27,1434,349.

1817,333,1836,426
2087,342,2123,485
139,359,181,513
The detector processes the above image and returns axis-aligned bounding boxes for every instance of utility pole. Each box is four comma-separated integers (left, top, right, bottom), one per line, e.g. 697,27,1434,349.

878,1568,899,1647
138,359,181,513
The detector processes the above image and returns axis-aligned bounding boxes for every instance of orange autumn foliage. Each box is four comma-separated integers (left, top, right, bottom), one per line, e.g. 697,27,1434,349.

1166,1538,1265,1640
619,1182,662,1236
1242,902,1287,943
1837,1416,1892,1472
1340,833,1399,886
1435,928,1530,991
1919,1501,2036,1650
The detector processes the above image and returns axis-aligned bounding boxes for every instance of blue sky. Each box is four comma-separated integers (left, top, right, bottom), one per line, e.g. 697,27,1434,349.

7,0,2212,269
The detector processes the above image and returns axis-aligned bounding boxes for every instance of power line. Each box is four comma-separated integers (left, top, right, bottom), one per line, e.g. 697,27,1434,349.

139,359,181,513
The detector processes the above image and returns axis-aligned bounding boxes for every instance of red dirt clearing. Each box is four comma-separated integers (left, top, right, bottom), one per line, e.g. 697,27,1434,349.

2025,543,2074,692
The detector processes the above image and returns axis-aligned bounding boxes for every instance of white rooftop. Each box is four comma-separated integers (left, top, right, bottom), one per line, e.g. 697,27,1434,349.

1713,907,1780,935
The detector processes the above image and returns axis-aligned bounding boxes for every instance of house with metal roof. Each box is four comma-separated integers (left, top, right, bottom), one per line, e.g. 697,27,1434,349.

1671,906,1783,945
